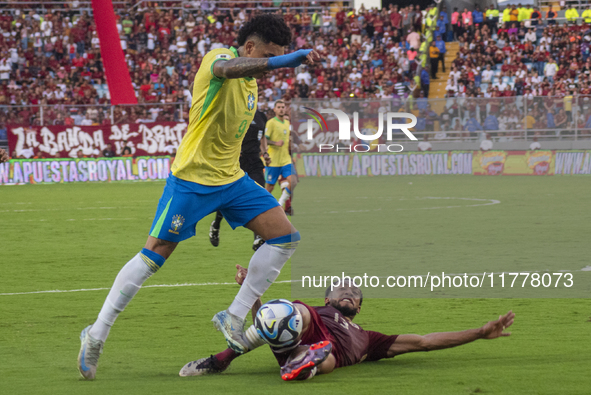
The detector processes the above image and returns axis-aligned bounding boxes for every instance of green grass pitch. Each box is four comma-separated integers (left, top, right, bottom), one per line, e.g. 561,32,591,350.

1,176,590,394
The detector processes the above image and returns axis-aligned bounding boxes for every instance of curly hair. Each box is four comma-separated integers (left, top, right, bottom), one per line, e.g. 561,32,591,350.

237,14,292,47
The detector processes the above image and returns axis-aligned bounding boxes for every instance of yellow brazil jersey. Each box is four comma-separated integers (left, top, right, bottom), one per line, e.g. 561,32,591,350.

265,117,291,167
171,47,258,185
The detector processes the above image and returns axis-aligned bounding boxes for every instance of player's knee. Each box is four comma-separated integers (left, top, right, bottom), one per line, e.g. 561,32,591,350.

144,236,177,260
139,247,167,272
317,353,336,375
267,231,300,252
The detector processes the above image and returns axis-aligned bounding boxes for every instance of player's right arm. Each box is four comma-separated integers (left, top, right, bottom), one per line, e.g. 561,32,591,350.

387,311,515,357
265,121,284,147
0,148,8,163
261,136,271,166
212,49,320,80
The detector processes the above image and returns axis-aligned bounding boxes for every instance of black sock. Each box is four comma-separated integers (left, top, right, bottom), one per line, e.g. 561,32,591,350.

213,211,223,228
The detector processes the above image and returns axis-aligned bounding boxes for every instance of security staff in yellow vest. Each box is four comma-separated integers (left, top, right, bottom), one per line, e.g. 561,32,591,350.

565,6,579,23
518,4,528,22
524,6,534,24
582,8,591,23
486,6,500,30
311,11,321,30
502,6,511,26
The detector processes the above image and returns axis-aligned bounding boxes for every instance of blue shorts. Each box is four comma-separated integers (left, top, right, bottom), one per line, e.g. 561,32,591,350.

149,173,280,242
265,164,293,185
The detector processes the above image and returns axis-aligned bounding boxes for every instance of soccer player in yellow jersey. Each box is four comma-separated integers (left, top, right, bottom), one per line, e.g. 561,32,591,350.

78,14,321,380
265,100,297,213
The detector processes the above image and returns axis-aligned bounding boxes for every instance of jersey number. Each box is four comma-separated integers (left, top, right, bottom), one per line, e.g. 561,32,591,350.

334,313,359,330
235,120,248,139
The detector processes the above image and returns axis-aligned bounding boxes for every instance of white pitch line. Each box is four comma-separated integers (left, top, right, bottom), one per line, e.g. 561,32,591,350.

0,280,295,296
0,206,142,213
325,197,500,214
0,218,138,223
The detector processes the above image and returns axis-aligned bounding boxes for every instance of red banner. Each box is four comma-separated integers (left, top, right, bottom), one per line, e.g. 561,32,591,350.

7,123,187,158
91,0,137,104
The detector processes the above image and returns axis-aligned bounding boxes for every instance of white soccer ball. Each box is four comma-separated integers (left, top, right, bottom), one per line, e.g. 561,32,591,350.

255,299,302,347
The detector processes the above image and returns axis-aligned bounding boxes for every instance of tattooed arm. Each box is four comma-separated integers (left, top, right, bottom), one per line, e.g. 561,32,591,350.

213,57,270,80
212,49,321,79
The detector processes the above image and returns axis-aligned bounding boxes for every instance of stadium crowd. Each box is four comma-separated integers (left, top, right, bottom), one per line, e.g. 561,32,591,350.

0,2,589,141
0,2,437,128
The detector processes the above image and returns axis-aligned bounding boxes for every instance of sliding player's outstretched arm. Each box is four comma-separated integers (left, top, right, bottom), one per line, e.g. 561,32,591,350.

387,311,515,357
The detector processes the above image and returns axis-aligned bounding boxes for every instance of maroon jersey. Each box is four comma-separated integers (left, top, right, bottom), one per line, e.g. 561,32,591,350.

273,302,398,368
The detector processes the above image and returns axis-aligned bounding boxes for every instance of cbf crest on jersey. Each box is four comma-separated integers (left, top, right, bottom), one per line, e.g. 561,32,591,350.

247,92,255,111
169,215,185,235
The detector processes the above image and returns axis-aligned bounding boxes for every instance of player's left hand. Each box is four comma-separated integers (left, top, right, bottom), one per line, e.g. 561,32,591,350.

263,152,271,166
235,264,248,286
0,148,8,163
480,310,515,339
302,49,321,66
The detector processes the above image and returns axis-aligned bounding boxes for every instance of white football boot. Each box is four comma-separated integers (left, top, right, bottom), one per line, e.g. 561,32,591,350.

211,310,249,354
77,325,104,380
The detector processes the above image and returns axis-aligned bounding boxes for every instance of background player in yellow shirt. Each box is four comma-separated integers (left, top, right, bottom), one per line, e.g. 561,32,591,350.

265,100,297,213
78,14,321,380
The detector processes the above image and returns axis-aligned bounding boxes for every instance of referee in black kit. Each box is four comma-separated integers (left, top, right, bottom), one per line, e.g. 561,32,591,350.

208,109,271,251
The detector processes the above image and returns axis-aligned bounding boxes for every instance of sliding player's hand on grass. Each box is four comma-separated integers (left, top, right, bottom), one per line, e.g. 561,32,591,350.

480,311,515,339
0,148,8,163
235,264,248,286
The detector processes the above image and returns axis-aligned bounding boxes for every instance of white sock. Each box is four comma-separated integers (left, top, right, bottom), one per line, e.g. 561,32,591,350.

244,325,266,350
278,187,291,206
89,253,158,342
228,233,300,319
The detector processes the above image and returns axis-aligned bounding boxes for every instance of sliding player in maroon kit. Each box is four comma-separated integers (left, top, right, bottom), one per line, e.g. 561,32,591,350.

180,265,516,381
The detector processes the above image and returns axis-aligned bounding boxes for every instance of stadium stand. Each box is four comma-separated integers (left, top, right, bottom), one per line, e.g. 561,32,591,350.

1,0,591,153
